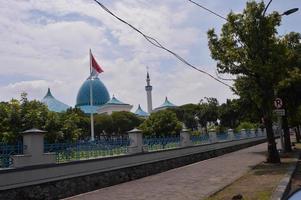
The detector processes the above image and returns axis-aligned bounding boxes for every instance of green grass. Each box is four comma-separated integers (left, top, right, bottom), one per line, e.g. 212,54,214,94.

55,147,128,163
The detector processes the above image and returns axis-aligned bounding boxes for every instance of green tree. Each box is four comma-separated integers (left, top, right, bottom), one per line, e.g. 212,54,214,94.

94,114,114,136
196,97,219,133
60,108,88,141
20,93,49,130
207,1,291,162
172,104,199,130
219,99,240,128
139,110,182,136
0,99,22,143
44,111,63,143
111,111,142,135
277,32,301,143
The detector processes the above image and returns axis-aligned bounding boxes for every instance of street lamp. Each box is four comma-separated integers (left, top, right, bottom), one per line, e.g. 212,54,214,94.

282,8,299,16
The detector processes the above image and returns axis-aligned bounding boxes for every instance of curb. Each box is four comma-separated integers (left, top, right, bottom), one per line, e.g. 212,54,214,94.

270,155,299,200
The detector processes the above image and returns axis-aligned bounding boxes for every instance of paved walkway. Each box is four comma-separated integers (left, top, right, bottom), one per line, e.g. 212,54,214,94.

65,142,269,200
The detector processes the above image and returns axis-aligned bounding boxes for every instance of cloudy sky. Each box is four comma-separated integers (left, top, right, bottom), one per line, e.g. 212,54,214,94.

0,0,300,111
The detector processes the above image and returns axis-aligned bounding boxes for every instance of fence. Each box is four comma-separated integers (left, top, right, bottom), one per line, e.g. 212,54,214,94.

0,142,23,168
44,138,130,163
143,136,180,151
0,128,266,168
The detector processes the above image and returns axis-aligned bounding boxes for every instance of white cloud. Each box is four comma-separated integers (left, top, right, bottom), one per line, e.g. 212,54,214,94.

3,0,298,111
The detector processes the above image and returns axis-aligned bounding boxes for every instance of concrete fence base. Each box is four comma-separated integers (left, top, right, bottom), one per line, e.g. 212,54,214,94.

0,138,266,200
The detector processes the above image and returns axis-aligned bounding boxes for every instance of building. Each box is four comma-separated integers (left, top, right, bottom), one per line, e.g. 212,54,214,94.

97,95,133,115
75,77,110,113
153,97,177,112
41,68,178,115
145,71,153,113
134,104,149,118
41,88,70,112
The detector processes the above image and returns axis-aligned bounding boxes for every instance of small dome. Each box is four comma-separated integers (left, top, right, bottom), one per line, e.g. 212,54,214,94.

154,97,177,112
134,104,149,117
41,88,70,112
105,95,129,105
76,77,110,113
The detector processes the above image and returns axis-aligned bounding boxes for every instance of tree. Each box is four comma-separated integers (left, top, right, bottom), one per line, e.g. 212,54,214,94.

277,32,301,143
207,1,289,162
111,111,143,135
172,104,199,130
60,108,88,141
196,97,219,133
44,111,63,143
94,114,114,136
219,99,240,128
139,110,182,136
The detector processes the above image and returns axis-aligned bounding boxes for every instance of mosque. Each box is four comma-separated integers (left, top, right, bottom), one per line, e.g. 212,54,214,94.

41,72,177,117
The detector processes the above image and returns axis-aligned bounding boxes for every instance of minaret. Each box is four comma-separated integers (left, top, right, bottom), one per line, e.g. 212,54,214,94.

145,71,153,113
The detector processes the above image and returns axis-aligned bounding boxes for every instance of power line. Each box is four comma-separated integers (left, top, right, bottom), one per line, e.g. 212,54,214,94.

215,71,236,81
187,0,227,21
93,0,234,90
186,0,249,78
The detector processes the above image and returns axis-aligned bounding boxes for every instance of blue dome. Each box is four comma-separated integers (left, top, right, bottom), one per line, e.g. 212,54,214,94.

76,77,110,111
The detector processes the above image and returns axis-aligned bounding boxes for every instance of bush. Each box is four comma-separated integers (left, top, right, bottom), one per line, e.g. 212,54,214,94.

235,122,258,132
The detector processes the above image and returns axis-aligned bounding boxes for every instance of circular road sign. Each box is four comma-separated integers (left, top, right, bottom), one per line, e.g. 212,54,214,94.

274,98,283,109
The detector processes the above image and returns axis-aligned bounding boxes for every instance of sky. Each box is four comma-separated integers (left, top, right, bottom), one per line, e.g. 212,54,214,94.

0,0,300,111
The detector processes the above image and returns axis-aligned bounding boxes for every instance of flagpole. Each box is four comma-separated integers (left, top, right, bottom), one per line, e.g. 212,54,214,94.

89,49,95,141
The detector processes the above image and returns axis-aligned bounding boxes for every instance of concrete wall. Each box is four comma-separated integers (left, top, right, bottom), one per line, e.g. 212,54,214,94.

0,137,266,200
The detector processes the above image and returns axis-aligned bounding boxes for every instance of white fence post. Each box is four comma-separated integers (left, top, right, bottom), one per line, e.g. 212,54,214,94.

180,127,192,147
228,129,235,140
12,128,56,168
128,128,144,154
209,129,217,143
240,129,247,139
250,129,255,138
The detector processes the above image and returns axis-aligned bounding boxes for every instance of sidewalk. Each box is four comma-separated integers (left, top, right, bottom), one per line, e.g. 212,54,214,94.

65,142,270,200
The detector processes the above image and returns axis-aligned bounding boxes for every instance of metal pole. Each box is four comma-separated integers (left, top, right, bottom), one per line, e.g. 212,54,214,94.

89,49,95,141
277,115,284,152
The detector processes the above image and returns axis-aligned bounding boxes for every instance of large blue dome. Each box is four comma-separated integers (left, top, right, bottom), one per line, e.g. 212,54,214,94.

76,77,110,111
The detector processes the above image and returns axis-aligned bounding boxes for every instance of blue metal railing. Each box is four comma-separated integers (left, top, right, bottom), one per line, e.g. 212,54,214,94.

234,132,243,140
0,130,266,167
191,134,210,144
143,136,180,151
216,133,229,141
44,137,130,163
0,142,23,168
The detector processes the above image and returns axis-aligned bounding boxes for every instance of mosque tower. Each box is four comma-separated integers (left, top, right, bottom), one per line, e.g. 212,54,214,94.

145,71,153,113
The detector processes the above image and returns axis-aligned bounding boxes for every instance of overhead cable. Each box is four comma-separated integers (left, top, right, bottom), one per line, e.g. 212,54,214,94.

187,0,227,21
93,0,234,90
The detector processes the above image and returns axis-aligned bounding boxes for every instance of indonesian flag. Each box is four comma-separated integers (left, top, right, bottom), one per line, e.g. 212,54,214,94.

90,50,104,77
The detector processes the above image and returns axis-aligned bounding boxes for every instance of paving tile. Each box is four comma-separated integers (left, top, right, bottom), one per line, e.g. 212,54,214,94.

65,143,269,200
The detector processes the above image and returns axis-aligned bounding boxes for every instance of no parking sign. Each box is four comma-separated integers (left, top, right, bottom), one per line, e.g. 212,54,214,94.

274,98,283,109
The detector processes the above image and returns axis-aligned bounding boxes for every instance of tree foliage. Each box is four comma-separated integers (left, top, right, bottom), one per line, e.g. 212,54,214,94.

206,1,295,162
0,94,143,143
139,110,182,136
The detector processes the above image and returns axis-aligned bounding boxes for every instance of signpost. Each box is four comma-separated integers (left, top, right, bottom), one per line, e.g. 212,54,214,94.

274,98,284,151
274,98,283,109
274,109,285,116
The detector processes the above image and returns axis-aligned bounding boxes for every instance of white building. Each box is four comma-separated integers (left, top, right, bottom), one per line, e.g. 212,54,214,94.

97,95,133,115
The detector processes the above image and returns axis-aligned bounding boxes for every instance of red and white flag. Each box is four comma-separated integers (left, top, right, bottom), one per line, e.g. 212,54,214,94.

90,50,104,77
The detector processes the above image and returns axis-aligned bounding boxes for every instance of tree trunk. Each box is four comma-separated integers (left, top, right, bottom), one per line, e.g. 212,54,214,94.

296,126,301,143
264,114,281,163
282,114,292,152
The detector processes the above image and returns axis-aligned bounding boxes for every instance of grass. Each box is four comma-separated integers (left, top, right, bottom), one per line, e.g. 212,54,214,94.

204,144,300,200
56,147,128,163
